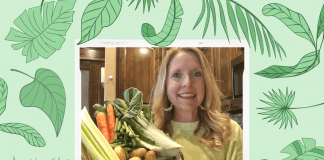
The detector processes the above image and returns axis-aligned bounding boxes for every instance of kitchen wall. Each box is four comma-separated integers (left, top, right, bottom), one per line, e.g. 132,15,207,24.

104,47,117,101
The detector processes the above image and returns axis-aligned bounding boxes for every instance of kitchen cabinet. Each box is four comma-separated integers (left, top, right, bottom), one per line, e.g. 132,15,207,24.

116,47,244,108
116,48,163,104
80,48,105,124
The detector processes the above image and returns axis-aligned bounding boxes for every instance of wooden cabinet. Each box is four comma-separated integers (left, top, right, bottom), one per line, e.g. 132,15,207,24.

80,48,105,124
116,48,164,104
203,47,244,98
116,47,244,106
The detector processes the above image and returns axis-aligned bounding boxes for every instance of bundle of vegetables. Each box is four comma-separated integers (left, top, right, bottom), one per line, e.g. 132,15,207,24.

94,87,183,159
81,107,120,160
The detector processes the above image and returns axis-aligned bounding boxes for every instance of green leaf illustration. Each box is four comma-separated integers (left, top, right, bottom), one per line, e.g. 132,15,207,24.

141,0,183,46
193,0,206,31
258,88,298,129
78,0,122,45
258,88,324,129
0,78,8,116
246,12,256,51
235,4,250,46
281,138,324,160
262,3,316,47
216,0,229,41
227,0,241,41
5,0,76,63
128,0,159,13
0,123,46,147
11,69,66,137
317,4,324,39
255,50,319,78
254,19,264,54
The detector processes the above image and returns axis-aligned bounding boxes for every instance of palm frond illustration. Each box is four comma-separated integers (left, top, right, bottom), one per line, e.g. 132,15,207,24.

255,4,324,79
193,0,286,59
128,0,159,13
258,88,324,129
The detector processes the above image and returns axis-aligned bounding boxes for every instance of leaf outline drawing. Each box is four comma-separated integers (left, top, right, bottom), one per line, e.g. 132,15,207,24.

5,0,76,63
262,3,315,47
256,4,324,79
258,88,324,129
0,78,8,116
0,123,46,147
128,0,159,13
281,138,324,160
141,0,184,46
11,68,66,137
78,0,122,45
192,0,286,59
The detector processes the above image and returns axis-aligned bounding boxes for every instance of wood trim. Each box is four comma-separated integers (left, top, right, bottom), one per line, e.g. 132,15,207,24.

80,48,105,61
89,63,99,124
231,53,244,68
80,57,105,61
98,63,105,104
116,48,120,100
80,63,90,70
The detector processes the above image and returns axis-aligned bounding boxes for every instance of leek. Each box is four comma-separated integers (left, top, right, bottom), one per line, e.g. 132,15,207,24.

81,108,120,160
105,87,183,157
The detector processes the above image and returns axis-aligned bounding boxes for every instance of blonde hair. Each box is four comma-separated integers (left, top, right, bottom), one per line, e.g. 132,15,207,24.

150,47,232,151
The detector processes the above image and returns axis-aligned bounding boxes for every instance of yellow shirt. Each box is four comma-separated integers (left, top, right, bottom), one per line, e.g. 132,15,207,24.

171,119,243,160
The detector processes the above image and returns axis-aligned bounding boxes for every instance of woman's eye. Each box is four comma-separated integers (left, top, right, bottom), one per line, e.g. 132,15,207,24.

193,72,202,77
172,73,181,78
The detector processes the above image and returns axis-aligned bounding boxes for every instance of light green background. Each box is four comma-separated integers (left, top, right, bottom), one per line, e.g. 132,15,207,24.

0,0,323,159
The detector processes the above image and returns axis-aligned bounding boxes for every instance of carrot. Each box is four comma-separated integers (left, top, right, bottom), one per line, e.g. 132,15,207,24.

96,112,110,143
107,104,116,142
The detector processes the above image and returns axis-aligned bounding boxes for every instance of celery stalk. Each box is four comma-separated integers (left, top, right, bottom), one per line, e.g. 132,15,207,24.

81,130,104,160
82,121,109,159
81,142,91,160
81,108,120,160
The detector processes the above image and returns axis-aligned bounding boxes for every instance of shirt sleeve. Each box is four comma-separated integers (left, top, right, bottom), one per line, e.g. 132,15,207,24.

225,120,243,160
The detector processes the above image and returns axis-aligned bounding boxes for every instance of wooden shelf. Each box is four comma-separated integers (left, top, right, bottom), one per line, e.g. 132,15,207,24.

228,108,242,114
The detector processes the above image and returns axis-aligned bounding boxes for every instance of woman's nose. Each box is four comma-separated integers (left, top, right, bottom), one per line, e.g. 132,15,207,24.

182,75,192,87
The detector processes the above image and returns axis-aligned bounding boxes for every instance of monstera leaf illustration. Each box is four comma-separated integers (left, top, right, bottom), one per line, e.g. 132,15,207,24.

5,0,76,63
11,69,66,137
0,123,46,147
0,78,8,116
281,138,324,160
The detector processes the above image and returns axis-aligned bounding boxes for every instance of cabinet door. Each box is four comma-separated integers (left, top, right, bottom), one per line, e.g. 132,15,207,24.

117,48,161,104
203,48,243,98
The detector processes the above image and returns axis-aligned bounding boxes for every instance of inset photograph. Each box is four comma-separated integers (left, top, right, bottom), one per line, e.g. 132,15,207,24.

80,47,244,160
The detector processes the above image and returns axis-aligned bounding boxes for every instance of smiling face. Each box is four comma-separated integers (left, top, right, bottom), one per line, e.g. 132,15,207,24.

166,51,205,112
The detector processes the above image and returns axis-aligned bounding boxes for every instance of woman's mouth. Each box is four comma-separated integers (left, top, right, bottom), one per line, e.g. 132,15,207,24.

178,94,196,98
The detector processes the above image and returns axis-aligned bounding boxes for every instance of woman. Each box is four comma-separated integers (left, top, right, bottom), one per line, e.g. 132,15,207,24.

150,47,243,160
